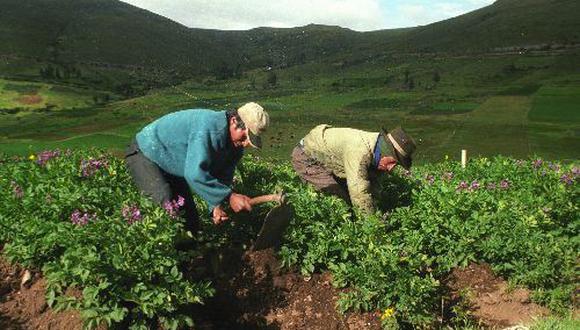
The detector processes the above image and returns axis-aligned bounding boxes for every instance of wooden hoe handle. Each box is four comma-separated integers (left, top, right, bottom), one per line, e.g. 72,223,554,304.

249,193,283,206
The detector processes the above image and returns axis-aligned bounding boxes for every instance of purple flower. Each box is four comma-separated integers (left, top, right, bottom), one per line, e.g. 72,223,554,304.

122,205,143,224
560,174,574,185
456,181,469,191
500,179,510,189
425,174,435,185
163,195,185,217
548,163,560,172
572,167,579,178
163,201,175,217
36,149,61,166
10,181,23,199
70,210,95,226
80,158,109,177
532,159,543,169
470,180,480,190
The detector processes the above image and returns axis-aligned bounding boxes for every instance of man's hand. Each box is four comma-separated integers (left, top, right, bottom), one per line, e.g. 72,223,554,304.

212,205,229,225
229,193,252,212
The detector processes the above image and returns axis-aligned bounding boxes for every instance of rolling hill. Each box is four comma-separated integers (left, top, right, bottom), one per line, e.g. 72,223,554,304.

0,0,237,74
1,0,579,79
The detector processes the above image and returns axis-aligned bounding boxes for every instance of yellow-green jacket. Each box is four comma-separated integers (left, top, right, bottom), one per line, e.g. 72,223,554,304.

302,124,380,213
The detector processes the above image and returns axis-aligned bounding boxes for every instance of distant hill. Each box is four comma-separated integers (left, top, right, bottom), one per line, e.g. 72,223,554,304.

1,0,579,78
0,0,238,74
365,0,580,53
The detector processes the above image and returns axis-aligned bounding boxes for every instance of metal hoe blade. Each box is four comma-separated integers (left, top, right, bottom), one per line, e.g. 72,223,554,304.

252,203,293,251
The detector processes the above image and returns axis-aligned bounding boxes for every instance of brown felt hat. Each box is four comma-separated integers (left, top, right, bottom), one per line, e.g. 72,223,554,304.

381,127,416,170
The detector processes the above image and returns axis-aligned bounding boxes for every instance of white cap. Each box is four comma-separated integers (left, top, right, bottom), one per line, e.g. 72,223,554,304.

237,102,269,148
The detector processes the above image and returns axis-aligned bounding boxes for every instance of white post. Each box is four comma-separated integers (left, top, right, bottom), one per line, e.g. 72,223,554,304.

461,149,467,168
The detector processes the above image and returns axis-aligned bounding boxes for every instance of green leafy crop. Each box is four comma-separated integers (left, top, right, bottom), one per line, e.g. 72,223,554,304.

0,150,213,329
1,150,577,328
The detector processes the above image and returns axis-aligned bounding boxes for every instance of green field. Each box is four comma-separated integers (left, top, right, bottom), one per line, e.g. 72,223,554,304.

529,86,580,123
0,78,118,116
1,51,579,163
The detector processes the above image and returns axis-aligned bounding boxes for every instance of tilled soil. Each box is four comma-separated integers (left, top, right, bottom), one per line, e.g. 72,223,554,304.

446,263,550,328
190,248,382,330
0,258,83,330
1,248,551,330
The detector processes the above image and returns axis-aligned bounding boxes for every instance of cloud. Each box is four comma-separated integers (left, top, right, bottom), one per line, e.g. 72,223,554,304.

396,1,495,27
121,0,385,31
467,0,496,6
119,0,496,31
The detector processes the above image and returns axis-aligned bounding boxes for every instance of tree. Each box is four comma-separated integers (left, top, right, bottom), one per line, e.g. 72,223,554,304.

433,71,441,83
247,75,256,90
63,66,71,79
265,71,277,88
42,65,55,79
215,62,234,80
115,83,135,97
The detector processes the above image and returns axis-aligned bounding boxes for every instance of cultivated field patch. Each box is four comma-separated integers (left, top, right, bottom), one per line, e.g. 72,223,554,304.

0,79,105,112
529,86,580,123
434,96,531,157
411,101,479,115
16,94,43,105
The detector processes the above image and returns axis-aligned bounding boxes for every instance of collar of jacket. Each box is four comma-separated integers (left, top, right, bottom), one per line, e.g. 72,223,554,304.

373,135,382,168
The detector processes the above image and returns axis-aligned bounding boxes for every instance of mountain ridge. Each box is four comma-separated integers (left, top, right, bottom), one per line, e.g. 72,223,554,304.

1,0,578,78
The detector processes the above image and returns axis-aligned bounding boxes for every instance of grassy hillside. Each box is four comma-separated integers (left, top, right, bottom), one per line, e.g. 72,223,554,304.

2,0,579,79
1,0,578,162
1,47,579,162
0,0,232,73
363,0,580,54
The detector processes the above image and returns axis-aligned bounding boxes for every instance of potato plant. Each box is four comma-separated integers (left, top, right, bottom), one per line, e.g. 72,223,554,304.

0,150,213,329
1,150,578,329
239,155,578,327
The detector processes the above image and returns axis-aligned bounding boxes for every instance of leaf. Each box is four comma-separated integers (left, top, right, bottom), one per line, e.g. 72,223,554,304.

109,307,127,322
46,288,56,307
170,265,179,278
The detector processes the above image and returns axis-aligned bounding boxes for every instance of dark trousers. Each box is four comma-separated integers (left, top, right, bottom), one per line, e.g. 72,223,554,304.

125,140,199,234
291,145,351,204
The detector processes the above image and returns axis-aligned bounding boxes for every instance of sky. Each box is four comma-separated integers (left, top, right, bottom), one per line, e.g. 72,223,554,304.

120,0,496,31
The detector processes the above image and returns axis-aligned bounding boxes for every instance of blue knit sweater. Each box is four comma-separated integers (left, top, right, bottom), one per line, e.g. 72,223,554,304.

136,109,243,210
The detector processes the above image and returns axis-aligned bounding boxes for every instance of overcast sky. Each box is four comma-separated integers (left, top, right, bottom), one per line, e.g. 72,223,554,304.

120,0,496,31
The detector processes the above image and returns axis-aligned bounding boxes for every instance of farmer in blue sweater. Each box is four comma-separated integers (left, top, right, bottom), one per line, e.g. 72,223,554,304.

125,102,270,234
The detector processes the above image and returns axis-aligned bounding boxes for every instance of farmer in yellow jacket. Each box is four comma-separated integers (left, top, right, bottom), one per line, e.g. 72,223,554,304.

291,125,416,213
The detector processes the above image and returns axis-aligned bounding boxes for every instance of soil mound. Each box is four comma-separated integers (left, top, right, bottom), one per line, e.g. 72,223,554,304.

0,258,83,330
191,248,382,329
447,263,550,328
